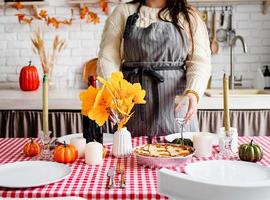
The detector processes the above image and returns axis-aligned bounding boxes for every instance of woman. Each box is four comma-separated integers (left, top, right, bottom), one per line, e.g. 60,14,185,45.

97,0,211,139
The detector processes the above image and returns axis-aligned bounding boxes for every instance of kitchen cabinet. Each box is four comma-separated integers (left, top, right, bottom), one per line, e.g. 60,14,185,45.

1,109,269,138
0,89,269,137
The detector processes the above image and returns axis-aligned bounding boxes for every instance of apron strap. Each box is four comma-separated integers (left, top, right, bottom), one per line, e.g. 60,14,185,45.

123,3,142,39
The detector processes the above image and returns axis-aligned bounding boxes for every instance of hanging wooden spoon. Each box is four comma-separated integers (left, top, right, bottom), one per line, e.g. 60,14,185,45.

210,11,219,55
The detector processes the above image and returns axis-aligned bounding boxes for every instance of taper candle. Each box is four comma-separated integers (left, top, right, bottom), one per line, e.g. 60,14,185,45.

223,73,230,131
43,74,49,136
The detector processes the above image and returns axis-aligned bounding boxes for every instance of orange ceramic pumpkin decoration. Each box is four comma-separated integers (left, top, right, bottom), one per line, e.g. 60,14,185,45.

54,142,78,163
23,138,41,157
19,61,40,91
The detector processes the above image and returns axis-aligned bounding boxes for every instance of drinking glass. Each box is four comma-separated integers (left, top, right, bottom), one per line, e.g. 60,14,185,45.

174,95,189,138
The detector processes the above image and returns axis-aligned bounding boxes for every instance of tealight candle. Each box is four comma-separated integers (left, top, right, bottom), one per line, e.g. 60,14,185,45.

85,141,103,165
193,132,213,157
70,138,86,158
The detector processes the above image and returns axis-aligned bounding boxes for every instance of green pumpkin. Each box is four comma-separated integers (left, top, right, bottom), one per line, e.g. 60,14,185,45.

172,138,193,147
239,140,263,162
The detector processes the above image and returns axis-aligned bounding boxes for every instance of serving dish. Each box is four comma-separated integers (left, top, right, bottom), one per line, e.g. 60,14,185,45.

134,143,194,168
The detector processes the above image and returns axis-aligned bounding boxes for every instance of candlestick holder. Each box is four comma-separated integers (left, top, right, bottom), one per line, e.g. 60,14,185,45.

217,128,238,159
37,131,53,161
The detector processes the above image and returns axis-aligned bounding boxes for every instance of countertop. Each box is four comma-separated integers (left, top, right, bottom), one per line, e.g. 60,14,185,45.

0,89,270,110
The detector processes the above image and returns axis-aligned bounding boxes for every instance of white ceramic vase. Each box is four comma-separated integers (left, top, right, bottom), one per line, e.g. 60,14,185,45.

112,127,133,157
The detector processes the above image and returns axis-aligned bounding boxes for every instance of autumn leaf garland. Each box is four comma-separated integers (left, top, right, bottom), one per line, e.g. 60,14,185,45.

11,1,109,28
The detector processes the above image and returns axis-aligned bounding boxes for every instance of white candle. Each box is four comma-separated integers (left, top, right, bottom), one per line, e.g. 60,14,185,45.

85,142,103,165
193,132,213,157
70,138,86,158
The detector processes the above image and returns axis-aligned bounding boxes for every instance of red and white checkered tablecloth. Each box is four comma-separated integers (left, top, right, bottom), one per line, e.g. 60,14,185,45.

0,136,270,199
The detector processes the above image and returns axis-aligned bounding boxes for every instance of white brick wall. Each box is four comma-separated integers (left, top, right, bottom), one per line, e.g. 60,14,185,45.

0,1,269,89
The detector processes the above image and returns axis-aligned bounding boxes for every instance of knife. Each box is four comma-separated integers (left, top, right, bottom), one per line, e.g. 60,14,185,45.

107,167,115,189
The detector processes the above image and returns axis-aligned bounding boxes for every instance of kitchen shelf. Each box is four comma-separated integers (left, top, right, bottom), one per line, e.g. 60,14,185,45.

69,0,264,5
4,0,49,6
188,0,264,5
68,0,130,5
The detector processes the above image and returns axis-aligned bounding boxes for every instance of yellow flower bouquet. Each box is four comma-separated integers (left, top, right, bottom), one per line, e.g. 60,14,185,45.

80,72,146,131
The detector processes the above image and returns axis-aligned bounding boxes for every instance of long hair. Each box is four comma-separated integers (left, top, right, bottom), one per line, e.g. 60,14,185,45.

129,0,195,57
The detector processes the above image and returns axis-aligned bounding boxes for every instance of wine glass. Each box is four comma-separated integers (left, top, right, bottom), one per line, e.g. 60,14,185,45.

174,95,189,140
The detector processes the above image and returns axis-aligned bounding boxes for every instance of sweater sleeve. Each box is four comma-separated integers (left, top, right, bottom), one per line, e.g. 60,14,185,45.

184,11,212,100
97,5,126,79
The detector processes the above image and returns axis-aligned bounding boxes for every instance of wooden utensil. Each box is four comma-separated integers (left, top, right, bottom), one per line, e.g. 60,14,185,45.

210,11,219,55
82,58,98,85
263,0,270,15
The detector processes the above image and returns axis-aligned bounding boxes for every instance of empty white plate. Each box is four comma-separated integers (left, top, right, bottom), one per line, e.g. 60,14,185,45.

0,161,71,188
57,133,113,145
185,160,270,187
165,132,218,146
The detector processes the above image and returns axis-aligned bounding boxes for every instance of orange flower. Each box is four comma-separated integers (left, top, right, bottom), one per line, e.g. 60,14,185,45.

81,71,146,130
80,86,99,116
131,83,146,104
88,87,112,126
118,112,133,130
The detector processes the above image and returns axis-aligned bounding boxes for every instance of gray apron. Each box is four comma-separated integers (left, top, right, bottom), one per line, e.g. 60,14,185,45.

122,5,199,138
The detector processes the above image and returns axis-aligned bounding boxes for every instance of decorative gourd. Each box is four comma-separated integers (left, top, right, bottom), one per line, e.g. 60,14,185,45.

19,61,40,91
54,142,78,163
239,140,263,162
23,138,41,157
172,138,193,147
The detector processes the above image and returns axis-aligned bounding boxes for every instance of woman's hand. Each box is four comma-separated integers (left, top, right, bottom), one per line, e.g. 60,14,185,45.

175,92,198,123
185,93,198,123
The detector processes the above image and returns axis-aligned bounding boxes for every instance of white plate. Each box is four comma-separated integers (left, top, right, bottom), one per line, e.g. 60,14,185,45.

0,161,71,188
165,132,218,146
57,133,113,145
185,160,270,187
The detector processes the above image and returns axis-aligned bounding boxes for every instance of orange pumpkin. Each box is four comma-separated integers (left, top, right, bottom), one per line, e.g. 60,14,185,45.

54,142,78,163
23,138,41,157
19,61,40,91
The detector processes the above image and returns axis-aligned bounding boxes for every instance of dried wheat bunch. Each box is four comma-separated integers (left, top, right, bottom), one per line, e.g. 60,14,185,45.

31,28,67,74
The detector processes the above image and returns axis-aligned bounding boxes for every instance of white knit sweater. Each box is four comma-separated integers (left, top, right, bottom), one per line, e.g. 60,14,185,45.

97,3,211,99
